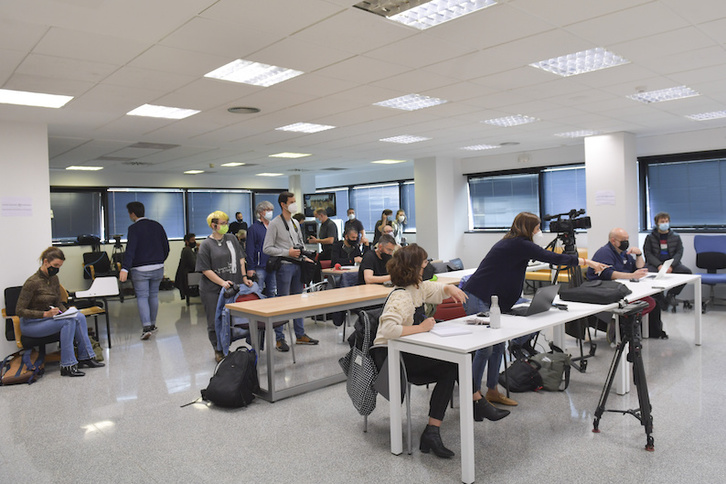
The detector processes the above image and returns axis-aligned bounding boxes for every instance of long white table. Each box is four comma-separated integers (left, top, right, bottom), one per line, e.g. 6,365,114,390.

388,273,702,484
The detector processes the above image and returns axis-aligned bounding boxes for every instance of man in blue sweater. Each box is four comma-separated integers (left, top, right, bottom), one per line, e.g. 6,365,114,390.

119,201,170,340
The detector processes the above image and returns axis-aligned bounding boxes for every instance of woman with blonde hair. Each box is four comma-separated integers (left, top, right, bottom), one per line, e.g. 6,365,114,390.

16,247,105,377
196,210,252,362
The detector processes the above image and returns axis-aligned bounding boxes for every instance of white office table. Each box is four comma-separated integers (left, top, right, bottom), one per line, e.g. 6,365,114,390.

388,298,616,484
435,263,549,286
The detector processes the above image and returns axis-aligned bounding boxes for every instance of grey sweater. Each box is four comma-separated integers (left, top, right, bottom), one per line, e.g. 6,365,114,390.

263,215,305,257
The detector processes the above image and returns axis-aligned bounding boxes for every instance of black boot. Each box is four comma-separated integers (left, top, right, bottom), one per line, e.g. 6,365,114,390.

77,358,105,369
419,425,455,459
474,398,510,422
60,365,85,377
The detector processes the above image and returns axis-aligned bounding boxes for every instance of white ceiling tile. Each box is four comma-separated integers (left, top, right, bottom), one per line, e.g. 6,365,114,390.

4,74,95,97
103,66,197,92
155,78,262,111
314,55,411,83
128,45,231,77
365,33,476,69
0,17,48,52
34,27,148,65
16,53,118,84
248,38,354,72
659,0,726,25
510,0,653,27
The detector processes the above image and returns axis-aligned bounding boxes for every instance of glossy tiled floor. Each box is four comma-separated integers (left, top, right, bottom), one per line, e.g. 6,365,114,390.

1,290,725,483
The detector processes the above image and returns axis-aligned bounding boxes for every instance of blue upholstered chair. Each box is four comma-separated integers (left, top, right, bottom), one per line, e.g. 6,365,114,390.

694,235,726,312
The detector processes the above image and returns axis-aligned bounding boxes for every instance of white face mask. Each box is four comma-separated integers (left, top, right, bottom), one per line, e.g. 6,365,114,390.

264,210,273,221
348,213,355,220
287,202,298,214
397,215,405,223
532,230,545,245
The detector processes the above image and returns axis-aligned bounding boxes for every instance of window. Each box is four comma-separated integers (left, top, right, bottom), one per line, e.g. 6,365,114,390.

50,190,103,243
187,190,252,236
350,183,400,233
541,166,587,230
400,181,416,232
108,188,185,240
642,151,726,229
468,173,539,229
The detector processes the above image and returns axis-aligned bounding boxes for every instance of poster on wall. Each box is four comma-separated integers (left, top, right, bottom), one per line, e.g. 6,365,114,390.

1,197,33,217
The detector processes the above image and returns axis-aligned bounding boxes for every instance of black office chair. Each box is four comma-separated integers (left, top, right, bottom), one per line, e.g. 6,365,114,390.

694,235,726,312
82,251,118,280
3,286,61,363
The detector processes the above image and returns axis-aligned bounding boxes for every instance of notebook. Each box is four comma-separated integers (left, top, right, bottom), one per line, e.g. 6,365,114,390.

508,284,560,317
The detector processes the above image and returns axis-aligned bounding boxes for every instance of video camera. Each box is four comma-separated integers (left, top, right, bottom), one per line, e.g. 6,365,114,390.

544,209,592,234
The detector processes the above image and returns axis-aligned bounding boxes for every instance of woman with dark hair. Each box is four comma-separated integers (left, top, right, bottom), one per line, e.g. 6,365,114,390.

462,212,606,406
16,247,105,377
375,244,505,459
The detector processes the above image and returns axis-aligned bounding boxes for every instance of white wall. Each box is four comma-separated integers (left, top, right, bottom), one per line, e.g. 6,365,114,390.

0,122,52,355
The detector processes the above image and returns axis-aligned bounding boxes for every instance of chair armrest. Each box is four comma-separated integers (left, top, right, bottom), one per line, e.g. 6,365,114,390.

11,315,22,349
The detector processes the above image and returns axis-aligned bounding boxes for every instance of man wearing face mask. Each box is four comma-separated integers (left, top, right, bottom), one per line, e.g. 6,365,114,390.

174,233,198,300
358,234,397,285
307,208,338,261
263,192,319,346
643,212,692,310
344,208,367,245
587,227,669,339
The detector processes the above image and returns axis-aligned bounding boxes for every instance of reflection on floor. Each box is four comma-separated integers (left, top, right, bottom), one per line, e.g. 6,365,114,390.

1,289,725,483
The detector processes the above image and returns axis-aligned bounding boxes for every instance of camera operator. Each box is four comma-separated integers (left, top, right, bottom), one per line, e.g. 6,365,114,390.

262,192,319,346
587,227,668,339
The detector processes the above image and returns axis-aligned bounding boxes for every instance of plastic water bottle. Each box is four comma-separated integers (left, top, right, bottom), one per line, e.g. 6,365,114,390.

490,295,501,329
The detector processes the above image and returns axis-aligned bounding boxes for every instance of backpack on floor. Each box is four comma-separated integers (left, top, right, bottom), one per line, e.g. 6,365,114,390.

1,349,46,386
498,357,543,392
530,344,571,391
201,347,259,408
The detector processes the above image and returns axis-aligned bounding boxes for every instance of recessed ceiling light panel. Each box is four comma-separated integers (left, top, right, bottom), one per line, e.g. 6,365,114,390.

371,159,407,164
184,170,204,174
482,115,539,127
0,88,73,108
529,48,630,77
379,135,431,144
268,152,311,159
553,130,602,138
373,93,448,111
460,144,500,151
379,0,498,30
205,59,303,87
627,86,700,104
276,122,336,133
66,165,103,171
685,111,726,121
257,172,284,177
127,104,200,119
220,162,246,167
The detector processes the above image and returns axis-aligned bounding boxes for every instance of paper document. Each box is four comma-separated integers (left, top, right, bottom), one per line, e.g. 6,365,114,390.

53,306,78,320
430,326,472,337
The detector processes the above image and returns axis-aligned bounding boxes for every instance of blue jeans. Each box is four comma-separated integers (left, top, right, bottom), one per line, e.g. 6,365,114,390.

21,313,94,367
131,267,164,327
255,267,283,341
275,263,305,337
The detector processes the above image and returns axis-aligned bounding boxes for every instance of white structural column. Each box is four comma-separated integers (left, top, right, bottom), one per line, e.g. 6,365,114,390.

287,173,316,215
0,121,52,355
414,156,466,261
584,132,639,247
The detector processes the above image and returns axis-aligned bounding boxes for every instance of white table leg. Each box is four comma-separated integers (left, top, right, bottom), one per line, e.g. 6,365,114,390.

389,342,403,455
694,281,702,346
553,323,565,349
456,353,475,484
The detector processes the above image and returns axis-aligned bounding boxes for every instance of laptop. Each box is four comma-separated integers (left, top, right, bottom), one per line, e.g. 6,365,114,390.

643,258,673,280
508,284,560,317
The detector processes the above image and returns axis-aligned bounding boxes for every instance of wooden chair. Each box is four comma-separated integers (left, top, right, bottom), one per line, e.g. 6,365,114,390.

3,286,61,363
525,247,588,289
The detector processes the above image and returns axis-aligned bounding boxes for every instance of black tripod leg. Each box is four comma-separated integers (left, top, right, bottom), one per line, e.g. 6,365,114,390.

631,343,654,451
593,340,625,432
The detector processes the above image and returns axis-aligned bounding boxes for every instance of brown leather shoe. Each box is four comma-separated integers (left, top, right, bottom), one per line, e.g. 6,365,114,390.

485,391,518,406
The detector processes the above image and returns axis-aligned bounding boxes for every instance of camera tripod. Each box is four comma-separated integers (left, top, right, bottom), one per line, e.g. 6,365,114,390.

592,300,654,451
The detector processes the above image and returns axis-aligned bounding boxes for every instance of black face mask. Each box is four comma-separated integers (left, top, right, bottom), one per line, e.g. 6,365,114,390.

345,238,357,245
618,240,630,251
47,266,60,277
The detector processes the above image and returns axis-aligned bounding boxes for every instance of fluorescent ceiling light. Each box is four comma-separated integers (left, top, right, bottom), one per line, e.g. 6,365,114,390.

66,165,103,171
269,152,311,159
257,172,284,177
205,59,303,87
127,104,200,119
482,115,539,127
529,48,630,77
685,111,726,121
220,162,246,167
371,159,407,164
379,135,431,144
276,122,336,133
0,88,73,108
373,93,447,111
553,130,602,138
384,0,497,30
460,144,500,151
184,170,204,174
627,86,700,104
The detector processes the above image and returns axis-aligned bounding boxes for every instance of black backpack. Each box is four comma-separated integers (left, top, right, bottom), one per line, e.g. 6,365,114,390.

499,358,543,392
559,280,631,305
201,347,260,408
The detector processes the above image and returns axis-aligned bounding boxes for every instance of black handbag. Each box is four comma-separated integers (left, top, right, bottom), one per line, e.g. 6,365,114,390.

559,280,631,305
498,358,543,392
